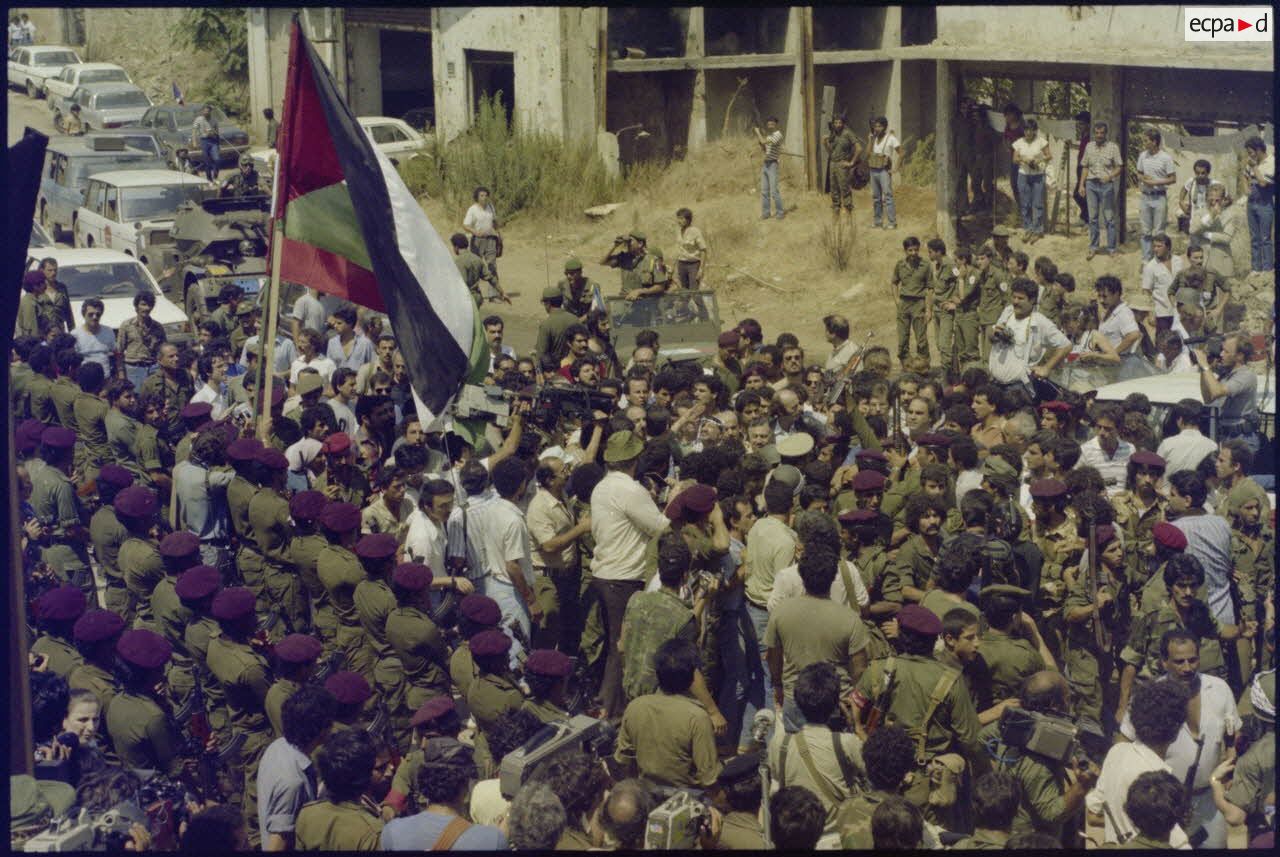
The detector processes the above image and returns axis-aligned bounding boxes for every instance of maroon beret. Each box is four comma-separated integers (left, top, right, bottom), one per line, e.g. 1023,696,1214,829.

717,330,741,348
392,562,433,591
175,565,222,601
1095,524,1117,546
1028,479,1068,500
159,531,202,559
1038,400,1072,414
113,485,158,519
469,628,512,658
16,419,47,454
225,438,263,462
1152,522,1188,552
40,426,77,450
36,585,87,622
851,470,887,492
116,629,172,670
854,449,888,462
274,634,323,664
289,491,328,522
525,648,573,678
180,402,214,424
459,595,501,627
255,447,289,471
679,484,717,515
321,432,352,455
897,604,943,637
96,464,135,490
210,587,257,621
72,609,126,643
409,695,458,729
916,433,952,448
1130,451,1166,469
837,508,879,525
324,671,372,706
355,533,398,561
318,502,361,533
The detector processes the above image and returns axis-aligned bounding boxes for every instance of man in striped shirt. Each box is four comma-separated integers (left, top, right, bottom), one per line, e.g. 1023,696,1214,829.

755,117,785,220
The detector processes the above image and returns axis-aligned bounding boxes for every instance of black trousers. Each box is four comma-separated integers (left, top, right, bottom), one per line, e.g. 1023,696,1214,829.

591,578,643,720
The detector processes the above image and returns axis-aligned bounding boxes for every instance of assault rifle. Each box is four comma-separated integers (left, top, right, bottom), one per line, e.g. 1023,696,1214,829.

824,330,876,406
1087,523,1107,652
861,658,897,735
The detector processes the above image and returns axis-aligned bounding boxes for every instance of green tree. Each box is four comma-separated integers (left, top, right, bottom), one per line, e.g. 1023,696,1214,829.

174,8,249,117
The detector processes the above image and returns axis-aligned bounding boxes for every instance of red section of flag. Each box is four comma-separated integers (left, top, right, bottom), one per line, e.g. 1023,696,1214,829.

276,235,385,312
275,20,344,219
1238,18,1252,30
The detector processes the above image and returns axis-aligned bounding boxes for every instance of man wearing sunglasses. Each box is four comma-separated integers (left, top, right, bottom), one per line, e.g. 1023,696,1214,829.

72,298,117,375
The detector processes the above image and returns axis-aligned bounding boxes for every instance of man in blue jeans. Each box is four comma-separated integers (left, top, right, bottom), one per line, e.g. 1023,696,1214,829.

868,116,901,229
1244,136,1275,277
755,117,785,220
1136,128,1177,263
1078,120,1123,259
193,104,221,183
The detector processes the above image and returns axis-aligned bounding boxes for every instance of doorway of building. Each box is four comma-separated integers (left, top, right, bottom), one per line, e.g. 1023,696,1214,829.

467,50,514,123
379,29,433,127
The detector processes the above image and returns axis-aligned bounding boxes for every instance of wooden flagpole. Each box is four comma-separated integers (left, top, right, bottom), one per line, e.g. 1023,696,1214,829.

257,220,284,442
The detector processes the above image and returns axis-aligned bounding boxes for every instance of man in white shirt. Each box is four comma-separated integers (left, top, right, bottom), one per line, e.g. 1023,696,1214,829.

1180,160,1228,248
1084,275,1147,381
72,298,116,373
1119,633,1241,848
987,279,1071,394
1156,399,1218,476
590,430,671,718
1089,675,1191,847
866,116,900,229
1140,233,1185,332
1077,404,1132,494
823,314,858,373
1243,135,1274,279
1011,118,1050,241
482,316,517,375
325,368,359,434
188,351,229,420
472,457,538,643
290,287,327,338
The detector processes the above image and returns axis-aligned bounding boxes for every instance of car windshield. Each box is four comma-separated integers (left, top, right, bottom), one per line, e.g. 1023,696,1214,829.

36,51,79,66
96,134,162,157
55,261,157,299
606,292,719,325
173,106,229,127
81,69,128,84
31,222,52,246
121,183,208,220
95,91,150,109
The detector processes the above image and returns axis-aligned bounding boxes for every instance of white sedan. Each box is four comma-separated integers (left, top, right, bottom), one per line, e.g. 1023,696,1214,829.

7,45,82,99
43,61,131,103
28,248,190,341
73,170,213,273
251,115,426,172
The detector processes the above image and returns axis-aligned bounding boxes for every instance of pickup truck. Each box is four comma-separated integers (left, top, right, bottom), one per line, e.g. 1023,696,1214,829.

7,45,82,99
43,62,131,103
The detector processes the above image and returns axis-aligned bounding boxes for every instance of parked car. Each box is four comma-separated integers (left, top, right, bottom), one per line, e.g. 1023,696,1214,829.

121,104,251,169
7,45,82,99
1094,370,1276,442
73,170,214,275
76,128,166,159
42,61,131,103
37,135,169,242
51,83,153,131
400,106,435,132
25,248,190,341
250,115,426,173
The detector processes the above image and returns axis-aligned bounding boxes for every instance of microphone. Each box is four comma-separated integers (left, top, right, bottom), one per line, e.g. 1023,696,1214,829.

751,709,775,744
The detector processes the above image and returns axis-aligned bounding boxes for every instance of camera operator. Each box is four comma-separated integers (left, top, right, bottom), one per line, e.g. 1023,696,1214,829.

980,670,1098,845
987,279,1071,401
1195,333,1260,454
1087,676,1191,846
505,783,566,850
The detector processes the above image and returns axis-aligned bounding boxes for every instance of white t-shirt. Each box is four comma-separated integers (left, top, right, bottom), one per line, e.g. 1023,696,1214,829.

1120,675,1241,791
463,203,497,236
72,325,116,371
325,396,358,435
289,355,336,387
987,307,1069,384
189,384,228,421
1012,134,1050,176
1097,303,1140,355
471,497,534,586
871,132,900,164
290,292,326,334
590,471,670,581
404,509,447,575
1141,254,1186,319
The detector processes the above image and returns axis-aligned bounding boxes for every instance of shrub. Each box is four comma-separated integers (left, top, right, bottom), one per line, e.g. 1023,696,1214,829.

899,133,936,187
402,95,622,223
821,217,855,271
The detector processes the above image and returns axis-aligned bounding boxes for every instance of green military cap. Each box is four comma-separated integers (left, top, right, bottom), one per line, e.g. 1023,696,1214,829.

629,230,647,242
236,302,259,317
603,430,643,463
541,286,562,301
758,444,781,468
563,256,583,272
10,775,76,831
991,225,1013,238
981,456,1017,480
978,583,1028,600
296,373,323,396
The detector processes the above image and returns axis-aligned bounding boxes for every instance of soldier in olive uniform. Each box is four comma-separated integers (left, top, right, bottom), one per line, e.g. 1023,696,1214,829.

925,240,960,373
30,586,88,679
316,502,371,669
265,633,324,738
229,302,259,359
247,447,301,634
29,427,93,595
103,379,143,478
466,629,526,777
882,494,946,605
315,432,371,507
50,349,82,429
206,586,275,848
891,237,932,365
1029,479,1078,662
450,232,497,307
521,648,573,723
621,533,699,702
977,585,1049,708
604,231,670,299
382,697,465,819
88,465,134,614
952,249,983,365
288,491,329,640
149,532,203,723
10,338,39,421
208,285,244,338
72,362,112,486
67,609,127,720
115,486,165,627
140,344,196,444
295,728,385,849
533,287,579,366
449,595,503,698
221,154,262,198
175,565,231,745
173,402,214,465
1060,524,1125,725
824,115,862,216
325,672,389,746
1225,491,1274,674
1111,453,1168,597
557,257,599,320
385,563,451,750
27,346,58,426
106,628,185,777
134,391,174,498
352,533,405,726
226,437,267,597
974,243,1010,360
837,724,943,849
851,605,987,827
709,752,767,849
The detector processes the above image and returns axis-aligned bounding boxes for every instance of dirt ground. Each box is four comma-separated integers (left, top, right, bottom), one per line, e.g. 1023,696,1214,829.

424,138,1274,362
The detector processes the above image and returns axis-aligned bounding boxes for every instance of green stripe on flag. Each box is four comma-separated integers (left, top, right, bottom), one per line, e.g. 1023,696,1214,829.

450,310,495,448
284,184,373,271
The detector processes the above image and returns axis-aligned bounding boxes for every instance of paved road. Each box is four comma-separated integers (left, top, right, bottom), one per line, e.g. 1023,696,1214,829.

8,87,57,143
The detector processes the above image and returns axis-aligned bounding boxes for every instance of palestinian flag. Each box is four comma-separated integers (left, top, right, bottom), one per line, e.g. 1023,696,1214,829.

273,19,486,423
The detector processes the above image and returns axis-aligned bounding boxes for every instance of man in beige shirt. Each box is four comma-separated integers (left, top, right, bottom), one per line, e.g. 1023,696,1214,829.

527,456,591,652
1077,120,1123,258
741,479,797,744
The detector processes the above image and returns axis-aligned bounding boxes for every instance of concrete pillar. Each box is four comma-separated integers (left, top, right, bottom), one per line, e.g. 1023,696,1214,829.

1090,65,1126,243
886,60,903,143
686,7,707,150
246,8,273,145
1013,78,1033,111
935,60,959,249
881,6,903,49
781,8,809,189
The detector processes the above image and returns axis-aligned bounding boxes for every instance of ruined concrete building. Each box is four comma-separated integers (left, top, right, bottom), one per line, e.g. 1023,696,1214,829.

246,6,1272,245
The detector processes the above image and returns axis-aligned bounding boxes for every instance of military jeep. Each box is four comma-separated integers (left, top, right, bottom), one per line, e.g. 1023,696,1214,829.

158,194,272,326
605,289,722,365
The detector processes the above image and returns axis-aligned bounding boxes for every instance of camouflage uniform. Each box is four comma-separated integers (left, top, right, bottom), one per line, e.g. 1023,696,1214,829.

1120,600,1228,682
621,589,696,702
1059,563,1123,723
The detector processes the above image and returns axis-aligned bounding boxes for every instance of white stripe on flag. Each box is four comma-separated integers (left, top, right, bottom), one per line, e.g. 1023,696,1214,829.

364,132,478,423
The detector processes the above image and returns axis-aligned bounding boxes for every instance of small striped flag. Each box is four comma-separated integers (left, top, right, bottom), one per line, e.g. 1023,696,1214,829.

171,81,184,105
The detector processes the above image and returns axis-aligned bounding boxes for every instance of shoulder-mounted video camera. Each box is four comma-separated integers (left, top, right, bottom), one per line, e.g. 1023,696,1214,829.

498,714,617,799
997,706,1109,766
645,788,712,850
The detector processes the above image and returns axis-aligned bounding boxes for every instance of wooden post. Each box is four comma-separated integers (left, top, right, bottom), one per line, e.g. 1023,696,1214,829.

935,60,959,250
256,221,284,443
799,8,817,190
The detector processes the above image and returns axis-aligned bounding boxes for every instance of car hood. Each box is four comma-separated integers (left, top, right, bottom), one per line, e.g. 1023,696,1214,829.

76,292,187,331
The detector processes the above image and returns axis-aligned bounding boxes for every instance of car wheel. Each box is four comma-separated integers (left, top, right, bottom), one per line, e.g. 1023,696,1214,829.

39,201,52,235
26,79,37,99
85,235,94,248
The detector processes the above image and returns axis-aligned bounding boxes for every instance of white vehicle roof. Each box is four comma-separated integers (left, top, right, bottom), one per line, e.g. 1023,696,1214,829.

86,170,212,188
70,62,126,73
26,45,81,55
38,247,146,267
1095,371,1275,416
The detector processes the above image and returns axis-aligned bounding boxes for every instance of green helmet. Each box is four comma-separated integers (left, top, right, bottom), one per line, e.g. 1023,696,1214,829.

239,153,254,167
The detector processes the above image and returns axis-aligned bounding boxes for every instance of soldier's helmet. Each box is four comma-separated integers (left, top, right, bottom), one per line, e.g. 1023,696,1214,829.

239,154,254,167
